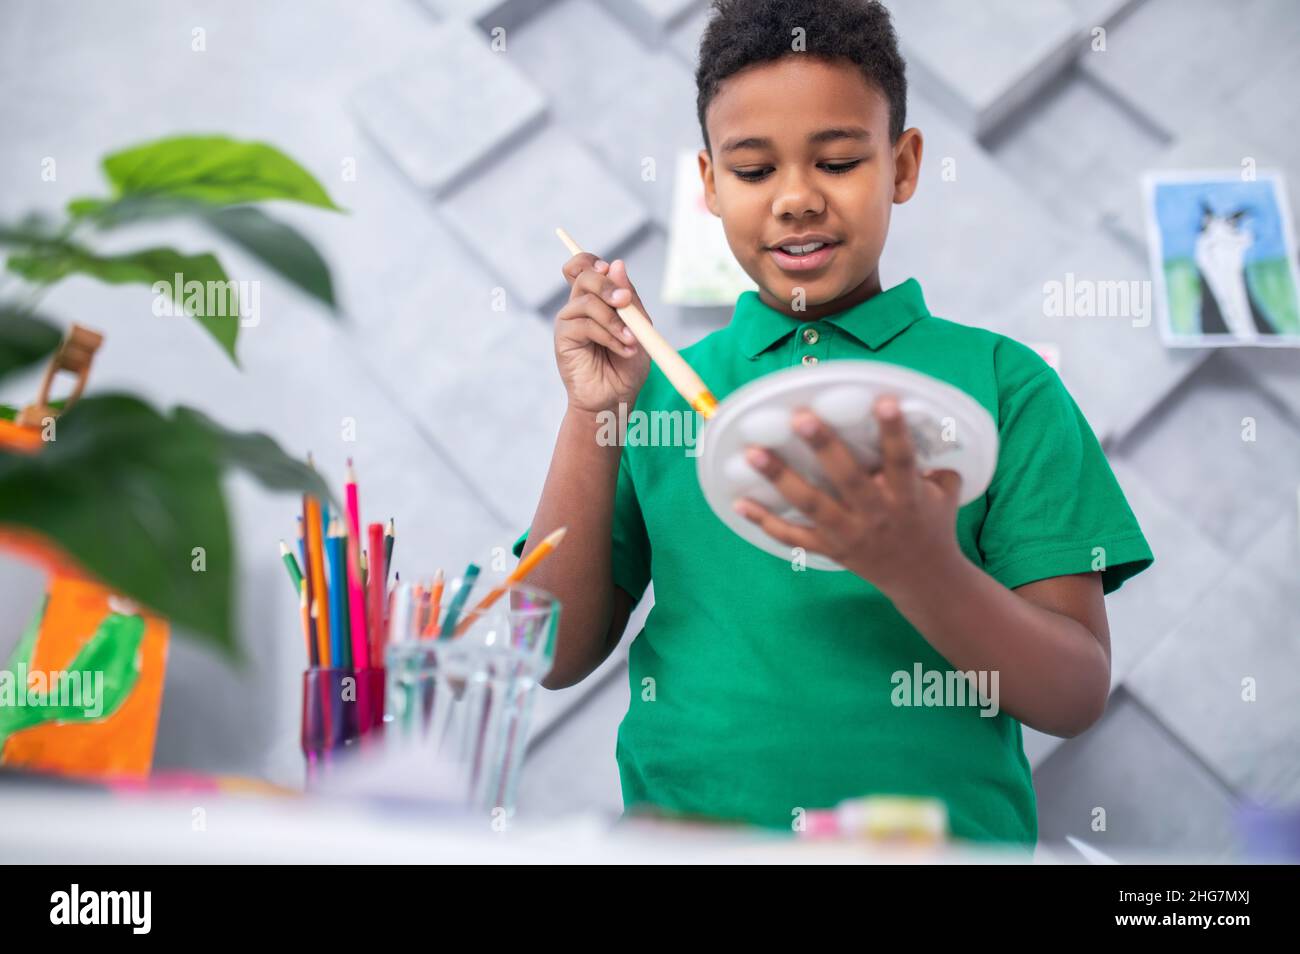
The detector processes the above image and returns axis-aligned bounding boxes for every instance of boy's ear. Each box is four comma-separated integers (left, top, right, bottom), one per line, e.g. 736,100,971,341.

892,127,923,205
698,148,720,216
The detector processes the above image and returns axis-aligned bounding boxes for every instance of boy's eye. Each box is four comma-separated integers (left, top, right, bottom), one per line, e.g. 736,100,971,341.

821,160,861,175
731,160,862,183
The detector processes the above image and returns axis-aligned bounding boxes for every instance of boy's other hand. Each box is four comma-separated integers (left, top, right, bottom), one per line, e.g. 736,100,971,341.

733,395,964,594
555,254,652,416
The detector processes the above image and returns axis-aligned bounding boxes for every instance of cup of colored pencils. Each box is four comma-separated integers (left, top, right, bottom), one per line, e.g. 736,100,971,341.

282,453,570,808
284,458,397,777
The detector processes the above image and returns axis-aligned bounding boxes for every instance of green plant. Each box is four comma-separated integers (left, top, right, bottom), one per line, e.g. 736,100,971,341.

0,135,345,660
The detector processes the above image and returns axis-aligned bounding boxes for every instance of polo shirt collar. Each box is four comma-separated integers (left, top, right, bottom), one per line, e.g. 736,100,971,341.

735,277,929,359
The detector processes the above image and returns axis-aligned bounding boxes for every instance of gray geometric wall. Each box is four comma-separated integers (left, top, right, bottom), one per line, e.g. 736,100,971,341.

1,0,1296,859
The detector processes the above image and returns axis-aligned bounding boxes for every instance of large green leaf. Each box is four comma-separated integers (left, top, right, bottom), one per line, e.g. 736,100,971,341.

205,206,336,310
99,135,342,211
0,307,62,381
0,394,233,656
0,213,68,249
64,194,196,225
63,196,337,312
6,243,240,363
174,406,335,504
0,393,333,660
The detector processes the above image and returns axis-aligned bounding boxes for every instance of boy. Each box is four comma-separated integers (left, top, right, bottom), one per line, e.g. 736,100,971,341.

512,0,1153,846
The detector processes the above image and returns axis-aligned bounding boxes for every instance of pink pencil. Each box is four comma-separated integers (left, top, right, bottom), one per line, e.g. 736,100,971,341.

345,459,370,671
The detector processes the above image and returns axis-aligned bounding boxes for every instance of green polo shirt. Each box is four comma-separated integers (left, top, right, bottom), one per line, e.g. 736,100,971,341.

512,277,1153,846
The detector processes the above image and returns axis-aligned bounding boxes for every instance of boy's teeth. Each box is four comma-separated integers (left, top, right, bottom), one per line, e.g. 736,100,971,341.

780,242,826,255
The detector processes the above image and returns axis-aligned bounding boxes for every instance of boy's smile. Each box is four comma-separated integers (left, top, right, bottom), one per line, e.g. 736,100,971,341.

699,55,922,322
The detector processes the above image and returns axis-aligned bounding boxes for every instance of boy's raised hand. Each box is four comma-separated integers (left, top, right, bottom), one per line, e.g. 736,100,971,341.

555,254,652,415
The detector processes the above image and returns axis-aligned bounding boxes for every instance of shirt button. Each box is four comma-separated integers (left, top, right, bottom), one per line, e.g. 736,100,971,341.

802,327,820,344
802,354,819,366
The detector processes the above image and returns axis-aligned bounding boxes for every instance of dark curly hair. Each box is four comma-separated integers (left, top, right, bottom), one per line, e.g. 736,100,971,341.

695,0,907,152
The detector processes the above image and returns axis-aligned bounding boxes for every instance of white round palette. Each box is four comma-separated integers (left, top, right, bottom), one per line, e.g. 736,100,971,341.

696,361,999,571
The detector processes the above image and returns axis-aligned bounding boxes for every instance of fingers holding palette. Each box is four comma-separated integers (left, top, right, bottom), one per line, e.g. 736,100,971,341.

698,361,999,570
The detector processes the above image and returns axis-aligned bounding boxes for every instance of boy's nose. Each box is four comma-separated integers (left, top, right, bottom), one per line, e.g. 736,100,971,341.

772,179,827,219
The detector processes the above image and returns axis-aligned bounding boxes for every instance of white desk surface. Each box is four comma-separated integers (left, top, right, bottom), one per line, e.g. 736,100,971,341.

0,784,1209,864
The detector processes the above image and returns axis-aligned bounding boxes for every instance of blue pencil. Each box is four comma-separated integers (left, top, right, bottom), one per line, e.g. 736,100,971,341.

320,502,331,559
326,518,350,669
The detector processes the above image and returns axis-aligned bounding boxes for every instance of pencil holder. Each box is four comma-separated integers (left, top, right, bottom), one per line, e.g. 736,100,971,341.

354,666,387,739
383,582,558,817
300,667,359,780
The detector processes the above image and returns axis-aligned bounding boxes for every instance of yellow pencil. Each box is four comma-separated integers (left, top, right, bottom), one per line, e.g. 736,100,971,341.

452,527,567,637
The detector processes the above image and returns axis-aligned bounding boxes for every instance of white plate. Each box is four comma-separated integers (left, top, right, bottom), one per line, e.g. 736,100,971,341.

696,361,999,570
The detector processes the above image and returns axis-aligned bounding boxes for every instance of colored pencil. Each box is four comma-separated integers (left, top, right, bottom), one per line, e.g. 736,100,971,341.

310,598,322,668
326,517,350,670
300,499,319,665
319,501,330,560
388,579,414,646
344,460,370,673
422,569,445,638
304,490,331,668
453,527,567,637
439,563,481,639
383,518,395,588
410,583,426,636
299,585,313,666
367,521,386,666
279,540,304,594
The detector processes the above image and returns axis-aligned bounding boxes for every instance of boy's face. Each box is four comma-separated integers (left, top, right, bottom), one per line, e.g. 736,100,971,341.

700,55,922,320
